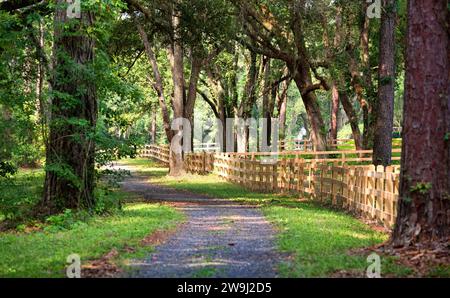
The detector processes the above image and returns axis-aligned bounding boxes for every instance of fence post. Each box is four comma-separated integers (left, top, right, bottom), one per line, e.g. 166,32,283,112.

202,151,206,174
272,163,277,192
385,166,394,226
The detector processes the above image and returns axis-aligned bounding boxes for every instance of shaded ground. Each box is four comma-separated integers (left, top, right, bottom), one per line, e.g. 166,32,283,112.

111,162,284,278
117,166,222,204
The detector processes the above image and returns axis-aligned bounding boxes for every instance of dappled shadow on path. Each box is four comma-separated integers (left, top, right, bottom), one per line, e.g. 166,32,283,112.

127,204,283,278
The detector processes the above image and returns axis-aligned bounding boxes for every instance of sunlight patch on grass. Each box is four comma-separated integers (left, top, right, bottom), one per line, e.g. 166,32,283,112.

0,203,183,277
262,204,414,277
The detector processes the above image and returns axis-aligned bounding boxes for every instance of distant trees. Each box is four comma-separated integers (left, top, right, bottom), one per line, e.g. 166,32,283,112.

0,1,49,167
235,0,330,151
392,0,449,246
127,0,234,174
233,0,403,154
127,0,407,164
128,0,188,176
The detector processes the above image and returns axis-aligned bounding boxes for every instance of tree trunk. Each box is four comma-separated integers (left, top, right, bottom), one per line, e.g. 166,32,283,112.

237,50,259,152
291,66,327,152
339,91,363,150
330,84,339,141
277,78,290,143
261,57,271,150
360,1,376,149
167,11,185,176
289,3,327,152
185,53,202,151
136,22,173,142
205,69,227,152
392,0,449,247
40,1,97,214
328,8,341,145
373,0,396,166
150,108,157,144
348,54,371,150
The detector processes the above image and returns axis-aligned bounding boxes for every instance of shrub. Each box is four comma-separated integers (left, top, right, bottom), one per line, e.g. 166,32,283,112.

0,161,17,178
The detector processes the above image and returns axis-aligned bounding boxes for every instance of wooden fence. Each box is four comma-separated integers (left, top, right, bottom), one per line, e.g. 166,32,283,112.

278,138,355,151
226,149,402,165
188,138,402,152
185,152,215,174
306,164,400,226
140,144,170,164
140,145,401,227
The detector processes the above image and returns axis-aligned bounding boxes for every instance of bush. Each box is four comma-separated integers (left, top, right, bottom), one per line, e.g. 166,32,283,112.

44,209,90,232
0,169,43,222
0,161,17,178
94,187,123,215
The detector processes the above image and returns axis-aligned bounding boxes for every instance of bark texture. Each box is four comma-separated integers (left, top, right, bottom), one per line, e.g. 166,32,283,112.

339,91,363,150
167,10,185,176
330,84,339,141
41,1,97,213
392,0,449,247
373,0,396,166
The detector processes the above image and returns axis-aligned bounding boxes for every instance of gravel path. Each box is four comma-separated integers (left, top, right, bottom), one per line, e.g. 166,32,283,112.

112,163,283,278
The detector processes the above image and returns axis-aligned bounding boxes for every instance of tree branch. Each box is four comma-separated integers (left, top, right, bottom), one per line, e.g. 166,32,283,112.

301,83,326,97
197,88,219,118
119,49,144,78
123,0,152,18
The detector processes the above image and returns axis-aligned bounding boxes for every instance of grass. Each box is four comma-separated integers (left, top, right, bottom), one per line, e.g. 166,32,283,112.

264,205,413,277
119,157,417,277
0,202,183,277
334,139,402,166
191,266,218,278
0,168,44,222
0,166,184,277
2,158,436,278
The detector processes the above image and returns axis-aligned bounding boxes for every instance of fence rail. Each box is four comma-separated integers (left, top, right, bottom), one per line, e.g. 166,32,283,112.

187,138,402,152
226,149,402,165
140,145,401,227
140,144,170,164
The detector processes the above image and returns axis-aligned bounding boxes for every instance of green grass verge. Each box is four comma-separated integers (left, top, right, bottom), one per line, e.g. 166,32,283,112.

0,202,183,277
264,204,413,277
